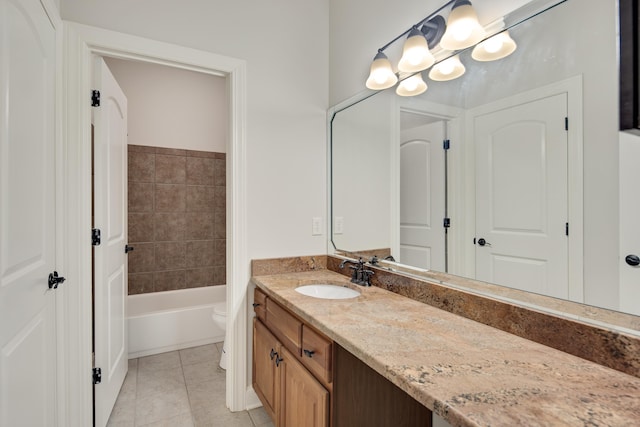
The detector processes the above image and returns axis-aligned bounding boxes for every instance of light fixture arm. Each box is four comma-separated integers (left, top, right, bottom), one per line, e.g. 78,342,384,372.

376,0,457,53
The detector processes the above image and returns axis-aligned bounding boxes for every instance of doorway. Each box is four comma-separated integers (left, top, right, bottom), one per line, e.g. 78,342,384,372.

399,111,448,272
64,23,248,424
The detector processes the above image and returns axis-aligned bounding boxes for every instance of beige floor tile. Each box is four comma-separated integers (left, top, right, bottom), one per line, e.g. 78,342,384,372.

179,344,219,367
186,377,226,411
106,420,135,427
138,412,194,427
129,358,139,371
112,346,260,427
192,406,254,427
214,342,224,353
182,358,222,386
118,369,137,401
135,386,191,426
138,351,181,374
248,407,273,426
107,392,136,426
136,366,185,397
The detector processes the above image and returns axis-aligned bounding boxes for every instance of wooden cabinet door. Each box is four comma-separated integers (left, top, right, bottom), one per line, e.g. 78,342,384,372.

253,319,279,422
278,346,329,427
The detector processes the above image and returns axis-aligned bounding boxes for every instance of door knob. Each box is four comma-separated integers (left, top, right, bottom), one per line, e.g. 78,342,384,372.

48,271,66,289
477,238,491,247
625,254,640,267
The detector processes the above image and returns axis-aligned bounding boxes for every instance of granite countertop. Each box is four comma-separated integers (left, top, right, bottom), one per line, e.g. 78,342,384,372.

251,269,640,427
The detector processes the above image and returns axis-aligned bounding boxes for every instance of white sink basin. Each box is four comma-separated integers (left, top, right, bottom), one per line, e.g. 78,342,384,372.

295,284,360,300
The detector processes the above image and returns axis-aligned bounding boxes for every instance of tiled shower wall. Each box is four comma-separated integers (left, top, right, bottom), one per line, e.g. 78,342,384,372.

127,145,226,294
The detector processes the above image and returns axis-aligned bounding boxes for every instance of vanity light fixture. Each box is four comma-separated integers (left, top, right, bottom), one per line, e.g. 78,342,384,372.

428,54,466,81
398,27,436,73
365,51,398,90
439,0,486,51
471,30,517,61
396,73,428,96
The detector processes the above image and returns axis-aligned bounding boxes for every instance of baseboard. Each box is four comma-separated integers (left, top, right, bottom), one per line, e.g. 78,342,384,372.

245,385,262,410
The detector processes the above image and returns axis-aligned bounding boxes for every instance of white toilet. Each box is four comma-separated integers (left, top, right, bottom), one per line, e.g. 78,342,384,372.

212,302,227,370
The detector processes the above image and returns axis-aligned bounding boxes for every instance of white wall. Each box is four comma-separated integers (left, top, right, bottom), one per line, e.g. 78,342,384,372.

330,0,621,311
332,91,393,251
104,58,227,152
62,0,329,261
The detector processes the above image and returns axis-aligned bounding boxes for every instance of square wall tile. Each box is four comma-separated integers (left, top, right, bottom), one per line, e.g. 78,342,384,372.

156,154,186,184
154,270,186,292
129,213,154,242
156,184,186,212
128,151,155,182
214,158,226,187
155,212,186,241
186,241,215,268
186,186,215,212
185,212,214,240
155,242,186,270
213,266,226,286
186,157,215,186
128,273,153,294
128,243,155,274
186,268,215,288
129,182,154,212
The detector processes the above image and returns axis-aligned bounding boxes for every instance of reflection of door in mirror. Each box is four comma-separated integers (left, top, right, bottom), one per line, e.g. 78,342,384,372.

399,113,447,271
472,92,568,299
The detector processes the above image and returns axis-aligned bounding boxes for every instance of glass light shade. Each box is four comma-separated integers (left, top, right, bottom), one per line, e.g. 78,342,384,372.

396,73,428,97
439,1,486,51
472,31,517,61
428,55,466,81
398,28,435,73
366,52,398,90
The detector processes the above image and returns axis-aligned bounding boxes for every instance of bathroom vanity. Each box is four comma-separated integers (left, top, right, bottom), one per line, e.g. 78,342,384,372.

250,256,640,427
252,287,430,427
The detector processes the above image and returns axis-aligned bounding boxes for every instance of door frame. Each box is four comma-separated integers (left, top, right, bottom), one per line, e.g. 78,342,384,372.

392,98,464,273
63,22,249,425
460,75,584,302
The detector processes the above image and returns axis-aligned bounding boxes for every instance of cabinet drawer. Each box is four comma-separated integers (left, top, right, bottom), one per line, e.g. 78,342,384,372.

301,325,332,384
254,288,267,321
266,298,302,354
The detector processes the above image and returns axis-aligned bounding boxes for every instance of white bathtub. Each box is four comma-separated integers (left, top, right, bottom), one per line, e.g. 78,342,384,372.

128,286,226,358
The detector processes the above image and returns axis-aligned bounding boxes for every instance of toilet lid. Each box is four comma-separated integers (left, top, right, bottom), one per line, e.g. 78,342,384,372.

213,302,226,316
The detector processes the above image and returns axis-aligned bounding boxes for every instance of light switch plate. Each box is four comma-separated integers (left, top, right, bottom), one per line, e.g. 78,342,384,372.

312,217,323,236
334,216,344,234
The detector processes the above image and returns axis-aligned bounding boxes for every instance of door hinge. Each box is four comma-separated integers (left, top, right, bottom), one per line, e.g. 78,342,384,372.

443,139,450,150
443,217,451,228
92,228,101,246
91,90,101,107
565,117,568,131
565,222,569,236
92,367,102,385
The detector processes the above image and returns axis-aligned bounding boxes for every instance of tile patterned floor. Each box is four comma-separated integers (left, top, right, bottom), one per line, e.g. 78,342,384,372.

107,343,274,427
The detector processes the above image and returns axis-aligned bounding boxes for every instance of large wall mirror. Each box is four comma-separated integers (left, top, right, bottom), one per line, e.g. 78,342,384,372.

330,0,640,327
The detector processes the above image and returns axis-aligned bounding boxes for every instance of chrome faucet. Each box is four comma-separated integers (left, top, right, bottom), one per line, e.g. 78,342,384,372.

339,258,374,286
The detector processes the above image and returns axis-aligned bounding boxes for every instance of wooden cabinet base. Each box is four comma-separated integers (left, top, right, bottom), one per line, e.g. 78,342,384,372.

333,344,431,427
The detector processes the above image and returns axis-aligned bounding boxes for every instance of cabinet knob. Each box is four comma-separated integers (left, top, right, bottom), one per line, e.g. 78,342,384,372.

275,355,283,367
252,302,261,308
303,349,315,358
270,349,277,360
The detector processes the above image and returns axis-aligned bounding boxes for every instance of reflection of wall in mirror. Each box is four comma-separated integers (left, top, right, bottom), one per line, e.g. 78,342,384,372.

332,90,394,252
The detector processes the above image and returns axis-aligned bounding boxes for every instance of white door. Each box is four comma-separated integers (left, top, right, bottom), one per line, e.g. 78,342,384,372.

474,93,568,298
93,57,129,427
0,0,59,425
400,120,446,271
619,131,640,315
